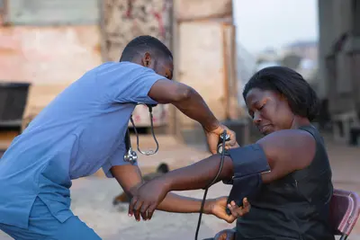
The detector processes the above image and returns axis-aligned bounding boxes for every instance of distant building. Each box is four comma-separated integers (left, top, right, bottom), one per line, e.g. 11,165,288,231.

283,40,318,62
236,42,257,106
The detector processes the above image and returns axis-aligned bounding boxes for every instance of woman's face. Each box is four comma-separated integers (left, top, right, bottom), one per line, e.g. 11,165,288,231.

245,88,295,135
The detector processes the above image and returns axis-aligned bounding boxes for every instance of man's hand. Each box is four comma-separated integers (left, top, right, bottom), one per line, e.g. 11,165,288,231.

227,198,251,218
205,197,251,223
204,197,235,223
205,124,239,154
128,178,169,221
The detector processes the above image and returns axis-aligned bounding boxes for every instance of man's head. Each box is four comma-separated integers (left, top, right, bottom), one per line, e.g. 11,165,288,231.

120,35,174,80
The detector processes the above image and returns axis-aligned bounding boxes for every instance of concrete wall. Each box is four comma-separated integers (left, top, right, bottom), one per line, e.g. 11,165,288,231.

101,0,173,62
0,26,102,84
318,0,360,115
0,1,103,131
172,0,242,144
101,0,173,128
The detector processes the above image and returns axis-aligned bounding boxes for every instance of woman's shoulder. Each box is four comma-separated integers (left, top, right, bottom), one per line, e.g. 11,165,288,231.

258,127,316,146
257,128,317,170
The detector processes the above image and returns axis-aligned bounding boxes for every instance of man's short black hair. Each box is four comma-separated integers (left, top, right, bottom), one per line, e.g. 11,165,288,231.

243,66,320,121
120,35,173,62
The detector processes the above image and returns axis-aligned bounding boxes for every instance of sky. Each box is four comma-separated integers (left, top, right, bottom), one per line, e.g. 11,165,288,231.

233,0,319,54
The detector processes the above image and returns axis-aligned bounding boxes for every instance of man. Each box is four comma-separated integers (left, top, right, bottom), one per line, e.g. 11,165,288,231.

0,35,238,239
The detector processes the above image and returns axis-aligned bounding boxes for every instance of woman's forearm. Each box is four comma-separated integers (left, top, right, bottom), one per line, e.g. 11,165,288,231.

162,154,234,192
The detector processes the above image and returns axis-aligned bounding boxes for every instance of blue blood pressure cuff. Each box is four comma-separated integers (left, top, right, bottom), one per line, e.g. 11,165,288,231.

223,144,270,208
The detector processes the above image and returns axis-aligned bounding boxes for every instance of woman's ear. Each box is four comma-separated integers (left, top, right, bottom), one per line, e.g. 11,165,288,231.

278,93,288,102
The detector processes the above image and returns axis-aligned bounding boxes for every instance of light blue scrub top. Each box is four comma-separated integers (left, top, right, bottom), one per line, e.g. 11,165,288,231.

0,62,164,229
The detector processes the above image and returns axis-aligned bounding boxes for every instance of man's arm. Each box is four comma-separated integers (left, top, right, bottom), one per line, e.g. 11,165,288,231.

148,80,219,132
129,129,316,216
148,80,238,153
110,164,234,222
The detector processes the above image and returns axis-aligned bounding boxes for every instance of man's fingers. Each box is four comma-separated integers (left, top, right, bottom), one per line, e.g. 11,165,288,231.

209,143,217,154
147,204,157,220
227,129,236,143
227,203,239,217
242,198,251,212
228,201,246,217
225,141,239,150
227,137,237,147
129,197,138,216
140,202,151,220
224,129,239,150
133,200,144,221
243,198,250,207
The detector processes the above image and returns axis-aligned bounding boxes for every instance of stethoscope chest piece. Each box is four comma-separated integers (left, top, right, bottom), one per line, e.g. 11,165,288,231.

123,147,138,164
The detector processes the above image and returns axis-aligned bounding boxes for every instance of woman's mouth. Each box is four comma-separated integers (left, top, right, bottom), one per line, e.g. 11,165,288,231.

259,124,272,134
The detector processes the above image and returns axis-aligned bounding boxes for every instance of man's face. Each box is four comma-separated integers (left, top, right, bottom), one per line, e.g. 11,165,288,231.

142,53,174,80
152,56,174,80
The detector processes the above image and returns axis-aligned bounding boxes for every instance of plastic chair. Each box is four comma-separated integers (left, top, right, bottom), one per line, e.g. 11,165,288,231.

330,189,360,240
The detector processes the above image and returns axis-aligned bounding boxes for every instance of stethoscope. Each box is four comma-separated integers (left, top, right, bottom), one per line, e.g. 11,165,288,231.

124,103,231,240
123,104,159,164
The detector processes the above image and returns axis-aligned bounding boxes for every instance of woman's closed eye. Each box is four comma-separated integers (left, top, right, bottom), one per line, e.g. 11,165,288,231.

258,104,265,110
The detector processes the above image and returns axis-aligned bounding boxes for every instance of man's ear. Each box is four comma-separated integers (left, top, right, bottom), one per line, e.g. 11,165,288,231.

141,52,152,67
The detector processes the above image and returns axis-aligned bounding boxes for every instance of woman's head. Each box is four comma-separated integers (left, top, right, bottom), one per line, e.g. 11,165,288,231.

243,66,319,135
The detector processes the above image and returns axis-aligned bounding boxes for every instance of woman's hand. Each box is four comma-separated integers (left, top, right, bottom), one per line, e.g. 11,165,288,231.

205,197,251,223
128,178,169,221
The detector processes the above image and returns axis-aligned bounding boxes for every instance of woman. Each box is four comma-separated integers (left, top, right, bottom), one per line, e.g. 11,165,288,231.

129,66,335,240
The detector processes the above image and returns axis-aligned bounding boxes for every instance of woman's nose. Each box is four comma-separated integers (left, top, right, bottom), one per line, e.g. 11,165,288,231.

253,112,261,124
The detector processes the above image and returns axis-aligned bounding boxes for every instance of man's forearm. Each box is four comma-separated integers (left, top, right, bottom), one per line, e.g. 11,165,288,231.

156,192,209,213
162,155,234,192
148,81,220,132
173,87,219,132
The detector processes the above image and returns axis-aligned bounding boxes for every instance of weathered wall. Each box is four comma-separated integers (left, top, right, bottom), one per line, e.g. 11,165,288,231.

101,0,173,127
175,0,232,22
102,0,173,61
4,0,100,25
177,22,230,126
173,0,238,131
0,1,103,131
0,25,104,130
0,26,102,84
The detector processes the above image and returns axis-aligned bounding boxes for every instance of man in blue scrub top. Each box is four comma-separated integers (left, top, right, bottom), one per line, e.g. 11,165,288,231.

0,35,238,239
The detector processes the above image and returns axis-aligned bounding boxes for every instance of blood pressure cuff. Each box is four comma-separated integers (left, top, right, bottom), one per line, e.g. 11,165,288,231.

223,144,270,207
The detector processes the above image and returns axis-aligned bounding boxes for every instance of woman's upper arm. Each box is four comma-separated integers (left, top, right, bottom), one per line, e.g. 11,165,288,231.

257,129,316,183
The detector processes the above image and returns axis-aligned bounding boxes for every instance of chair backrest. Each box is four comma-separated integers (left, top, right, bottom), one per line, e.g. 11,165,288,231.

330,188,360,236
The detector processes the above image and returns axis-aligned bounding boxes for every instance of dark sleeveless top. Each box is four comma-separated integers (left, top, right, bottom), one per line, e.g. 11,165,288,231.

235,125,335,240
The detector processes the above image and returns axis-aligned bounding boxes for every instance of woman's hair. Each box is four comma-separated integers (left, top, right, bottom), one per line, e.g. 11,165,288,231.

243,66,320,121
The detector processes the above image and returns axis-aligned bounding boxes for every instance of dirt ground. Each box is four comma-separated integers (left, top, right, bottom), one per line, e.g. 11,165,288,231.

1,133,360,240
